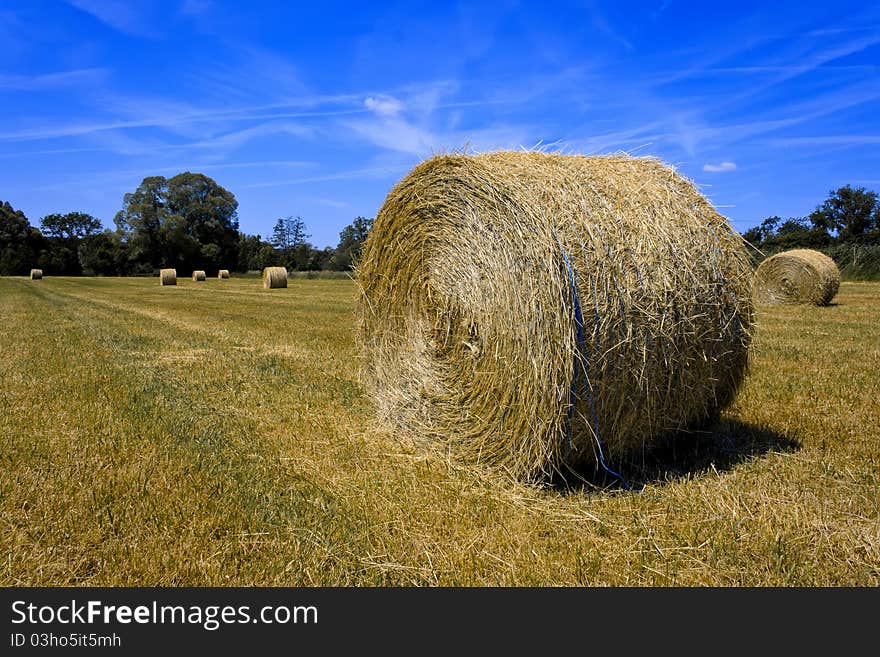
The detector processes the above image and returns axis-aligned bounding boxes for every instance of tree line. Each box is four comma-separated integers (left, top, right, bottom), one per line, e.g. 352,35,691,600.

3,174,878,278
742,185,880,251
0,171,373,276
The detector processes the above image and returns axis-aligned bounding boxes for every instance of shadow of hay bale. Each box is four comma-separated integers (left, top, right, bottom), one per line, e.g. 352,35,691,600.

550,418,800,492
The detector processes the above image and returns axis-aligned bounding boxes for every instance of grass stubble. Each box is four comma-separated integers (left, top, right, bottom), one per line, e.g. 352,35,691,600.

0,276,877,585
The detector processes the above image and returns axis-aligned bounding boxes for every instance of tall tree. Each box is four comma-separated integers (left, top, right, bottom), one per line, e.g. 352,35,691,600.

0,201,39,275
331,216,373,270
809,186,878,242
238,233,278,272
40,212,102,241
271,216,310,269
115,173,239,273
38,212,104,275
165,172,239,271
114,176,168,271
78,231,127,276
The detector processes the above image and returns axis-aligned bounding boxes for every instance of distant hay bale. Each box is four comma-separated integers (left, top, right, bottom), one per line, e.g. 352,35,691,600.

754,249,840,306
218,269,230,279
262,266,288,289
357,151,755,481
29,269,42,280
159,268,177,286
192,270,207,281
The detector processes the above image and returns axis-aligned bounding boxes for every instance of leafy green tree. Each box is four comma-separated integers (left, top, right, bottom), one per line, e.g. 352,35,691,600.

237,233,282,272
114,176,168,270
40,212,102,241
271,216,310,269
165,172,239,271
78,231,127,276
38,212,104,275
872,205,880,243
309,246,336,271
766,217,829,249
292,241,316,270
331,216,373,270
42,241,81,275
115,173,240,273
809,186,878,243
0,201,39,275
741,226,763,246
747,216,782,246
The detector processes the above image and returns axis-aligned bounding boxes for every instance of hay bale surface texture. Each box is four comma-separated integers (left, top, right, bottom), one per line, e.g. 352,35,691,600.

218,269,230,279
754,249,839,306
192,270,206,281
160,268,177,286
29,269,42,280
357,151,755,481
263,266,288,289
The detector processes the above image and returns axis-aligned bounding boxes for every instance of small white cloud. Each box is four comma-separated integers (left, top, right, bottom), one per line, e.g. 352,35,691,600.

703,161,737,173
364,95,404,117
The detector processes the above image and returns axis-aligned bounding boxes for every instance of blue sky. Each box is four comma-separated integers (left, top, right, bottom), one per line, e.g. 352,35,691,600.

1,1,878,247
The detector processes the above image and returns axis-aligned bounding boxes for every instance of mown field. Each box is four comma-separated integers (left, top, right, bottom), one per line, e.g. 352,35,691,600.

1,276,878,585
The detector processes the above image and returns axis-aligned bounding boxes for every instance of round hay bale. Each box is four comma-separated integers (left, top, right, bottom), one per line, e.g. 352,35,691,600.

192,270,207,281
218,269,230,279
262,266,288,289
357,151,755,481
29,269,42,280
159,268,177,286
754,249,839,306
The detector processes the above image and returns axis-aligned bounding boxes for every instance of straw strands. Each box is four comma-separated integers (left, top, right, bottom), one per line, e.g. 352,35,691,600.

192,270,206,281
262,266,288,289
160,269,177,286
29,269,42,280
357,151,755,481
754,249,840,306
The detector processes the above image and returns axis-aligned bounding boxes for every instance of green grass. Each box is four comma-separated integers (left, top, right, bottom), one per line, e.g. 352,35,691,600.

1,276,878,585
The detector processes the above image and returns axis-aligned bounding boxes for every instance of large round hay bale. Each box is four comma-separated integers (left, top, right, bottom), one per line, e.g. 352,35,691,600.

262,266,288,289
29,269,42,280
192,270,207,281
357,151,755,481
160,268,177,286
754,249,839,306
218,269,230,279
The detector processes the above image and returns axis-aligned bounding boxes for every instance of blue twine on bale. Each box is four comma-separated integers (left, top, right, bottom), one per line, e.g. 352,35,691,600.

558,245,634,491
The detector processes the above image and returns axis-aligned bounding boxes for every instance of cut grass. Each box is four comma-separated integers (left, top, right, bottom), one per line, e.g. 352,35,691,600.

1,276,878,585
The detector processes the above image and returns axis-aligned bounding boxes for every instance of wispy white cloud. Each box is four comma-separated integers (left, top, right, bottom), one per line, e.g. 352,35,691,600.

65,0,162,38
564,122,666,154
0,146,109,159
696,64,878,75
341,112,533,158
805,25,880,37
188,122,313,151
194,45,309,101
703,161,737,173
27,158,315,192
754,33,880,89
585,0,633,50
0,68,108,91
314,198,350,209
240,166,408,189
342,117,435,156
767,135,880,147
364,95,404,117
0,97,359,143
